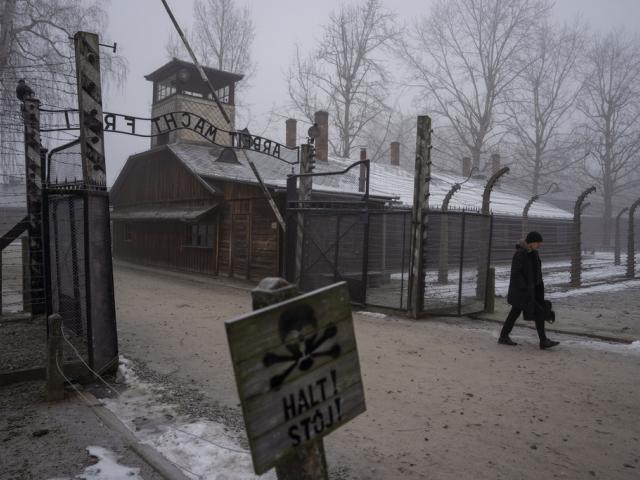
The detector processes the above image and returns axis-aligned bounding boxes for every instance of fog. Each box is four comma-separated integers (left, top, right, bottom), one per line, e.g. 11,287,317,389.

101,0,640,185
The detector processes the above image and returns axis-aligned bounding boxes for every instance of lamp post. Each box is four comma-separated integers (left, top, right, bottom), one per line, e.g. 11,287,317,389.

614,207,629,266
570,186,596,287
627,198,640,279
522,182,559,237
438,168,476,284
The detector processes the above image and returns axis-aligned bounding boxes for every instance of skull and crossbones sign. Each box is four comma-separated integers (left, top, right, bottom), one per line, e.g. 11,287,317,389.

263,304,341,390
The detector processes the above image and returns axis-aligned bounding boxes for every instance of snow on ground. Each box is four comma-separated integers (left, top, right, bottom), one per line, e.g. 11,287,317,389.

478,325,640,356
1,241,23,313
47,446,143,480
546,279,640,299
559,339,640,355
387,251,638,308
494,251,636,296
103,357,275,480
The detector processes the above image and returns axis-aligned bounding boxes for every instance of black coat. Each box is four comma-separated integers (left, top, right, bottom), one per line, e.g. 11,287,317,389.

507,242,544,317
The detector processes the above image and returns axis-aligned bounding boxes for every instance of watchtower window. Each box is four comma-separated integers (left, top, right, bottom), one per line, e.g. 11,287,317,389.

216,85,230,103
156,80,176,102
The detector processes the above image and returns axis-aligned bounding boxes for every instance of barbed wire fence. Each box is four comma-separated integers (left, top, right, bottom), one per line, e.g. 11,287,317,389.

0,46,108,375
0,50,82,319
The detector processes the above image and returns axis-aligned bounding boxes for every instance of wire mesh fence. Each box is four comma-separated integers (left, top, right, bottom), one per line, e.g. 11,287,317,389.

365,210,412,310
422,210,492,316
491,215,573,262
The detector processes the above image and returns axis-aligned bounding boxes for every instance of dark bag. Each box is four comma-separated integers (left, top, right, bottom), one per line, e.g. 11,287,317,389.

523,299,555,323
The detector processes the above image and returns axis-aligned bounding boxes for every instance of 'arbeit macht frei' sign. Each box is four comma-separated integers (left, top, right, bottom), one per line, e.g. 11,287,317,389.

225,282,366,474
40,109,296,162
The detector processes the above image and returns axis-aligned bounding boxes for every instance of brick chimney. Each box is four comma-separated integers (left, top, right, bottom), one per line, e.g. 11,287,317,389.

462,157,471,177
285,118,297,148
314,110,328,161
390,141,400,166
491,153,501,175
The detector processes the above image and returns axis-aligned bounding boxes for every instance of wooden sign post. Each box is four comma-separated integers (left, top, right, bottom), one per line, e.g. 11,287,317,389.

226,279,366,477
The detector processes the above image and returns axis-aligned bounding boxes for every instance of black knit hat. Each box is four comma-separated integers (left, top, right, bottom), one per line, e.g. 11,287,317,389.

526,231,543,243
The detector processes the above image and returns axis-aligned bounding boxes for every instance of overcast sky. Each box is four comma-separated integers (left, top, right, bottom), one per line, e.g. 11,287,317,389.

102,0,640,186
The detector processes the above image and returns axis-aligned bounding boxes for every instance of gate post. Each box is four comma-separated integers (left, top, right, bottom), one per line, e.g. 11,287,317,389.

615,207,629,266
46,313,65,401
570,186,596,287
457,212,466,316
284,176,298,283
627,198,640,279
21,236,30,312
74,31,118,372
408,116,432,318
485,267,496,313
21,91,45,315
250,278,329,480
293,144,314,287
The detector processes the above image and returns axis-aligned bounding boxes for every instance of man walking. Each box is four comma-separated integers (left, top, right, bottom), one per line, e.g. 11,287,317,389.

498,231,559,350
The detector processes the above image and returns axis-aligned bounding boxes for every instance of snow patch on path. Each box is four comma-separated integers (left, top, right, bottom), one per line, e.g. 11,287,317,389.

103,357,274,480
357,311,387,319
47,446,143,480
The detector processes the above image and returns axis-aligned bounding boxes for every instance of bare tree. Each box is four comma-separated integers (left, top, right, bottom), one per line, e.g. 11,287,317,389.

507,20,584,195
166,0,255,78
398,0,551,172
286,45,322,126
359,108,415,166
578,30,640,247
0,0,126,180
286,0,398,158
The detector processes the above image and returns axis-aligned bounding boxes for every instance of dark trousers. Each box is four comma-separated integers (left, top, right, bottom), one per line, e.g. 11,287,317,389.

500,307,547,341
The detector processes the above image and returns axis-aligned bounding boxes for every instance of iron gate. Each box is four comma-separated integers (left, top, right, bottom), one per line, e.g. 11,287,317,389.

44,141,118,374
284,161,370,304
422,209,493,316
289,208,369,304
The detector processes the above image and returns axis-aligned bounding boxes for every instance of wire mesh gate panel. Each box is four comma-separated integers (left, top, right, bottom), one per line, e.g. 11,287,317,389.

422,210,492,316
365,210,412,310
45,144,118,374
288,208,368,305
47,192,89,361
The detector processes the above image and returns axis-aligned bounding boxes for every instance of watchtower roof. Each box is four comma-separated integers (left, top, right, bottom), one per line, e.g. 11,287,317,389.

144,58,244,90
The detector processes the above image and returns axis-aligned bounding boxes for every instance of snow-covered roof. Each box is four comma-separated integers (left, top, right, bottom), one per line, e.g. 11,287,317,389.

346,158,572,219
124,142,572,219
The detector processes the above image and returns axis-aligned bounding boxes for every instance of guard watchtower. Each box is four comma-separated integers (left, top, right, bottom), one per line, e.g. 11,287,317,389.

145,58,243,147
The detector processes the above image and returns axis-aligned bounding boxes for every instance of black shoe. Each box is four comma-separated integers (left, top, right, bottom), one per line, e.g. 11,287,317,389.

540,339,559,350
498,336,518,346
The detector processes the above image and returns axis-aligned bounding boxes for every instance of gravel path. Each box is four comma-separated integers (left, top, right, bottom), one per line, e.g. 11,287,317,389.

112,262,640,479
